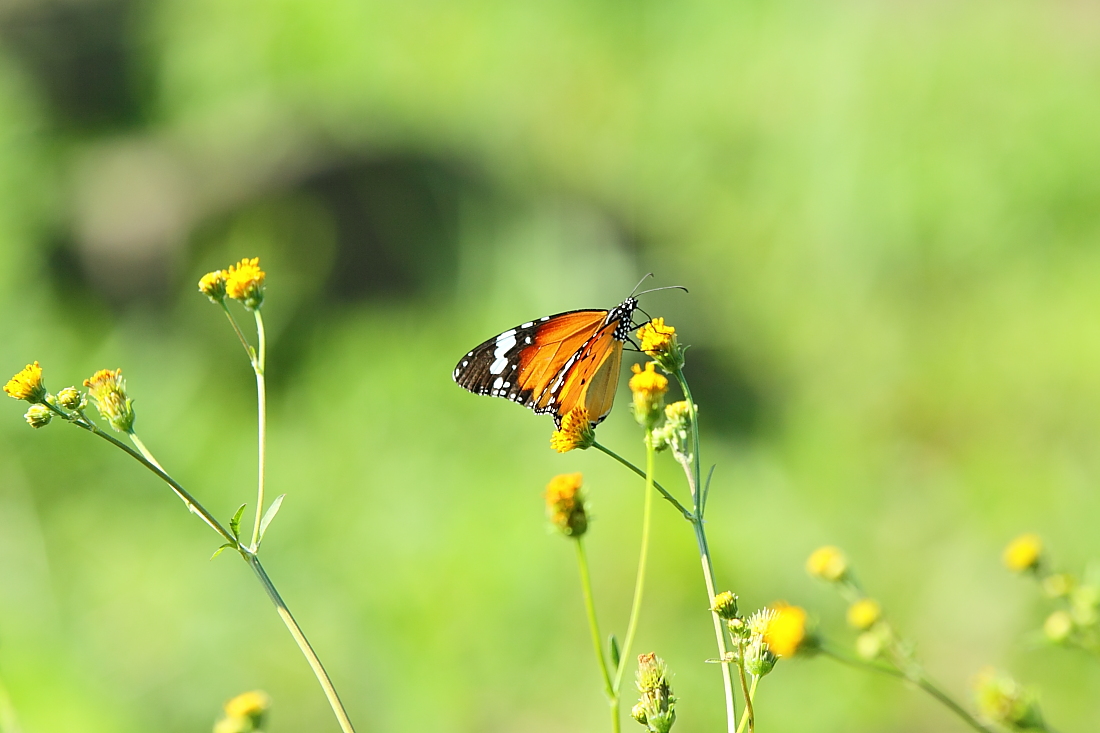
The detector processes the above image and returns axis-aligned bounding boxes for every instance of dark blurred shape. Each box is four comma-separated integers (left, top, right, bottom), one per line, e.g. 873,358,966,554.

680,344,766,439
304,155,466,303
0,0,142,130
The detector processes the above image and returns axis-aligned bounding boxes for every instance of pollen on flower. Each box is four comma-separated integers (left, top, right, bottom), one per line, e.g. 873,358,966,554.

806,545,848,582
225,257,266,309
198,269,228,302
545,472,588,537
1003,533,1042,573
764,602,809,658
4,361,47,403
83,368,135,433
638,318,676,355
550,407,595,452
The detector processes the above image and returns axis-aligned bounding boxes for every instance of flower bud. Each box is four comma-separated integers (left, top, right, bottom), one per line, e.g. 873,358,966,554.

634,653,676,733
24,403,52,428
629,362,668,430
806,545,848,582
545,473,588,538
711,591,739,620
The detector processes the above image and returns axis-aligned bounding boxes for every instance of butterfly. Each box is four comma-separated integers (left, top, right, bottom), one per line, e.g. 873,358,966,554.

452,278,684,427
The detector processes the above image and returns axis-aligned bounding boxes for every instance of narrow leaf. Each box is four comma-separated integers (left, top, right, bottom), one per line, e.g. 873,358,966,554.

609,634,621,670
229,504,246,539
211,542,235,560
257,494,286,546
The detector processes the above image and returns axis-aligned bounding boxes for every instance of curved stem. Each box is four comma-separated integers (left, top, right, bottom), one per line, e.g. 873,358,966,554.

819,645,997,733
250,309,267,551
62,416,234,544
592,442,692,520
575,539,618,733
612,434,657,695
736,638,753,733
734,676,759,733
248,554,356,733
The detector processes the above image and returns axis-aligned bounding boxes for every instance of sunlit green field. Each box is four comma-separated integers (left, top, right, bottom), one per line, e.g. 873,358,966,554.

1,0,1099,730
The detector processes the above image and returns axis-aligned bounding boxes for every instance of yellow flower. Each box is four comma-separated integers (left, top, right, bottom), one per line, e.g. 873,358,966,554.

24,403,52,428
629,362,668,429
4,361,47,403
198,269,228,302
225,257,265,309
847,598,881,630
550,406,595,452
638,318,676,355
223,690,270,719
763,602,809,658
83,368,135,433
806,545,848,582
545,473,588,537
1003,533,1042,573
711,591,739,620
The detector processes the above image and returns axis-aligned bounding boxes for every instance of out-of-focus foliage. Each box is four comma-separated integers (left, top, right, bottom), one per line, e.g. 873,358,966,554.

0,0,1098,730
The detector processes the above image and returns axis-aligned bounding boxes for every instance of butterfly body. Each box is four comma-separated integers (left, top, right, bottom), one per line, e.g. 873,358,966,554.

453,296,640,427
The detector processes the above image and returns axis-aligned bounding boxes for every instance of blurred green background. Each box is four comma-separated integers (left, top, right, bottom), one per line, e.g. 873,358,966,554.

1,0,1099,730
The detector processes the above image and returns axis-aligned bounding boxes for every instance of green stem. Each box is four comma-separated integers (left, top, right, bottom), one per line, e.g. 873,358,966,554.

248,554,356,733
819,645,997,733
592,441,692,520
612,434,657,695
250,309,267,551
734,676,759,733
220,301,253,360
60,413,357,732
671,369,737,733
575,539,618,733
65,417,235,544
736,638,753,733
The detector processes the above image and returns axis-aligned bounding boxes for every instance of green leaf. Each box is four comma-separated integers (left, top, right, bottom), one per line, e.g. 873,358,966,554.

257,494,286,546
210,542,235,560
229,504,246,539
609,634,621,670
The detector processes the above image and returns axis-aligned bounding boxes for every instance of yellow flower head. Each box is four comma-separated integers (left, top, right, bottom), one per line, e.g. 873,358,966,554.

198,269,228,303
1003,533,1042,573
638,318,676,355
806,545,848,582
24,403,52,429
5,361,47,403
83,368,135,433
223,690,271,719
630,362,668,429
225,257,265,310
764,602,809,658
711,591,739,620
550,407,595,453
847,598,882,630
545,472,588,538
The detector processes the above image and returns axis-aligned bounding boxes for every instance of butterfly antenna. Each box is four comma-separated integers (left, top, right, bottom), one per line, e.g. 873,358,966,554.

635,284,689,297
629,273,655,297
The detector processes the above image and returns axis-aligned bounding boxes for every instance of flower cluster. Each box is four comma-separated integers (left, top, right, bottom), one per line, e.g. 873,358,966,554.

199,257,266,310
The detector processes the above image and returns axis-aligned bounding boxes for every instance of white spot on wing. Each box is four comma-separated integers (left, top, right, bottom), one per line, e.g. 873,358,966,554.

489,331,518,374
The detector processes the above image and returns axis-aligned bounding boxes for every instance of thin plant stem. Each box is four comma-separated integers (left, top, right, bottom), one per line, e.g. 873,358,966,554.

58,412,357,732
220,301,253,360
575,539,619,733
248,554,356,733
612,434,657,696
735,637,753,733
592,441,692,520
734,676,759,733
819,645,997,733
671,368,738,733
250,309,267,551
